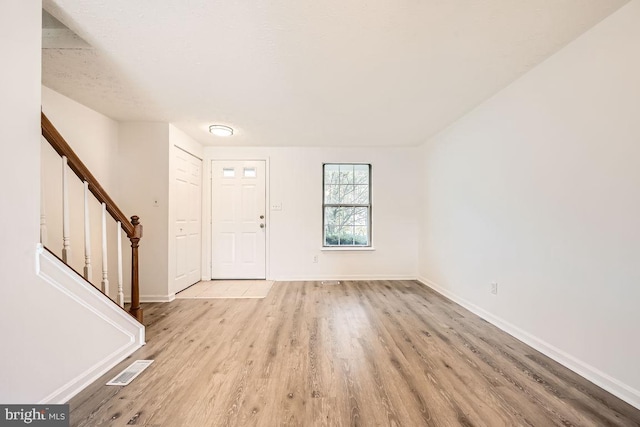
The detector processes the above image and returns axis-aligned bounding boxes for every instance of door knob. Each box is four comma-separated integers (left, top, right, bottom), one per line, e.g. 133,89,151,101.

260,223,265,228
259,215,265,219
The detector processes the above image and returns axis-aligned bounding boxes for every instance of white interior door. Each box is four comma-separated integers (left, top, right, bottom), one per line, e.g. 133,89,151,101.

211,160,266,279
174,147,202,293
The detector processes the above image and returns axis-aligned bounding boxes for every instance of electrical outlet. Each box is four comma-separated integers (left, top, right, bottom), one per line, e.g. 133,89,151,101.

491,282,498,295
313,255,318,263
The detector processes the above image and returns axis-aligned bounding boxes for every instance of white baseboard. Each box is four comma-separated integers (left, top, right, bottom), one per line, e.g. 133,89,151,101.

125,293,176,303
272,275,417,282
39,340,141,404
416,276,640,410
36,245,145,403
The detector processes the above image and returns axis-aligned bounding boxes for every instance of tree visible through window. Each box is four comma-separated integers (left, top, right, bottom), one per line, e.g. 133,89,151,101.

323,164,371,246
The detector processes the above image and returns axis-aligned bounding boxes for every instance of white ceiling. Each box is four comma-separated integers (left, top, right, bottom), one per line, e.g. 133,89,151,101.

42,0,627,147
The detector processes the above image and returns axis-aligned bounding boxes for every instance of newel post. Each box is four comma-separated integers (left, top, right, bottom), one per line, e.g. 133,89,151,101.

129,215,143,322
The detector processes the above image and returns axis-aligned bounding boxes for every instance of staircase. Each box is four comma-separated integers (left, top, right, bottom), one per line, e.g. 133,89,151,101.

40,112,143,323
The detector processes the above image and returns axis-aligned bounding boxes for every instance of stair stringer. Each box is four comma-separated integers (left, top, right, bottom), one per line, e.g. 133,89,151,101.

35,244,145,403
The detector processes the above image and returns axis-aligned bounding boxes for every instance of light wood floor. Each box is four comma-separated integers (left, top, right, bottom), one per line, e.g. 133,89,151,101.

69,280,640,426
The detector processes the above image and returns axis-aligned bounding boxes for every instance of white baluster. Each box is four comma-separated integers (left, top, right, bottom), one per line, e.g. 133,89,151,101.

101,202,109,295
62,156,70,263
117,222,124,308
83,181,92,281
40,169,47,246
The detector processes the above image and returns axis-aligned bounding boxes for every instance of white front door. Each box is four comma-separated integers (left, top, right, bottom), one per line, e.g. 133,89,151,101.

173,147,202,293
211,160,266,279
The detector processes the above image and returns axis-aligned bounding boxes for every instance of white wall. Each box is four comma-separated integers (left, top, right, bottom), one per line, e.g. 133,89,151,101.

419,1,640,407
169,124,204,160
0,0,44,401
41,87,121,297
0,1,141,404
203,146,420,281
42,86,120,194
118,123,171,301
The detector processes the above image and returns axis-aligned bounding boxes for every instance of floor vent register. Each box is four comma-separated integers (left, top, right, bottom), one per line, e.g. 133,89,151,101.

106,360,154,386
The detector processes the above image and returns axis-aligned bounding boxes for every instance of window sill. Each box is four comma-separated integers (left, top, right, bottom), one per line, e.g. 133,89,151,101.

321,246,376,252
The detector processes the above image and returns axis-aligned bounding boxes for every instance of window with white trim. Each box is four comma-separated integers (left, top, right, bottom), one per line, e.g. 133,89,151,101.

323,163,371,247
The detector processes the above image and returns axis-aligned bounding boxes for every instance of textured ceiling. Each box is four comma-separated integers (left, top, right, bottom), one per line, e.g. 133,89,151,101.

42,0,627,147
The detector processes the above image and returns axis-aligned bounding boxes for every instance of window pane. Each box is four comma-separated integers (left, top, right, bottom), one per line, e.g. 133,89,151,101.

324,185,339,204
243,167,256,178
339,164,354,184
324,207,340,228
339,227,354,245
354,164,369,184
223,168,235,178
340,185,355,203
353,185,369,204
354,207,368,225
325,207,355,226
324,164,339,185
354,226,368,245
326,206,348,224
324,225,338,246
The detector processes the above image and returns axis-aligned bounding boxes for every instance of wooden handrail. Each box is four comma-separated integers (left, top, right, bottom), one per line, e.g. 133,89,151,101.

41,113,134,237
41,112,143,323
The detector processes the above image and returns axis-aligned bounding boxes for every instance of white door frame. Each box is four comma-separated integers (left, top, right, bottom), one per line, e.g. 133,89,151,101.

207,157,270,280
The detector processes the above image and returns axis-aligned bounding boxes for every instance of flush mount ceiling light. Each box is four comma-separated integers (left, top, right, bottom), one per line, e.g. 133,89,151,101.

209,125,234,137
